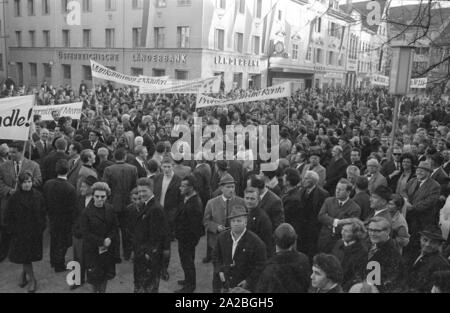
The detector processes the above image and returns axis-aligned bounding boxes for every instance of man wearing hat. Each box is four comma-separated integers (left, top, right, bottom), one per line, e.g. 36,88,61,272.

404,160,441,259
212,205,267,293
204,173,245,290
210,160,229,198
404,225,450,292
366,158,388,195
153,154,182,281
366,185,393,223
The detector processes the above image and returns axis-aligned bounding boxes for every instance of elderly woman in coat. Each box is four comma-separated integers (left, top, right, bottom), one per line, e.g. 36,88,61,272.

81,182,119,293
331,218,368,291
5,172,46,293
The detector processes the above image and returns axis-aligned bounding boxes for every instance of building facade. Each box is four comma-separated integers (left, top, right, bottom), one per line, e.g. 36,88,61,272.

0,1,7,82
4,0,273,91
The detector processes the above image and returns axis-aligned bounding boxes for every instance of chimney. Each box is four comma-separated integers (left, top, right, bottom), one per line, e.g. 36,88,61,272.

345,0,353,14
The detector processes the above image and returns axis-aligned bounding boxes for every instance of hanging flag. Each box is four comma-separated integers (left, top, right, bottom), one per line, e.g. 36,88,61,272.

243,4,254,54
227,0,240,49
140,0,151,47
262,2,277,55
284,19,292,54
339,25,346,52
307,16,317,53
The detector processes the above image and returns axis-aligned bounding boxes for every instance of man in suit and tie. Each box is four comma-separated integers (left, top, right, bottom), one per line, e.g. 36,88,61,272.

381,147,403,177
32,128,53,163
41,137,70,182
350,148,364,171
366,158,388,195
212,205,267,292
203,173,245,286
83,130,105,154
153,154,183,281
317,178,361,253
249,176,284,231
0,141,42,262
103,148,138,261
67,143,83,187
295,171,329,259
404,160,441,260
137,122,155,158
129,145,150,178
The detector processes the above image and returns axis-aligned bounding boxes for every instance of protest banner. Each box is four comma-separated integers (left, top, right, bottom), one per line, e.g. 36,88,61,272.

140,76,221,94
371,74,390,87
90,60,170,88
410,77,427,89
33,102,83,121
196,82,292,108
0,95,35,141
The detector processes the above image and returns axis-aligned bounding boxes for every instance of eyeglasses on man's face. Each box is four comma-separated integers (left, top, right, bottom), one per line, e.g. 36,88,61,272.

94,195,107,199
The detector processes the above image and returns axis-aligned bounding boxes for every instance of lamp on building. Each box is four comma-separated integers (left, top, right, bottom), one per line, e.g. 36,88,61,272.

388,41,415,158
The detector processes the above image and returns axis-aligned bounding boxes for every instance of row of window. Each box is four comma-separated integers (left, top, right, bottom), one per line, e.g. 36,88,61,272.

215,0,263,18
16,62,189,81
13,0,145,16
14,26,190,49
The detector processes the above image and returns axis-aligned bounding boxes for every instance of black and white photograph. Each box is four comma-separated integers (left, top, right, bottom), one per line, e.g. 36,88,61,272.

0,0,450,301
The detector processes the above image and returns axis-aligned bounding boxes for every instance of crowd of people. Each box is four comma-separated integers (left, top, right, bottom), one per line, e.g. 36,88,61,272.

0,78,450,293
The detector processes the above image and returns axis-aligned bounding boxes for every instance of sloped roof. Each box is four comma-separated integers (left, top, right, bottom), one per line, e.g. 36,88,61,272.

340,0,387,33
387,3,450,39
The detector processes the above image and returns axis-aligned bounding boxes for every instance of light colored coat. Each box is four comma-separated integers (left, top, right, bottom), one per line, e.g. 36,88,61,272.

203,195,245,249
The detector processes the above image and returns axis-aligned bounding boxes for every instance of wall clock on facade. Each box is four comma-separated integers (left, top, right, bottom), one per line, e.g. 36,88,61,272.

274,42,285,54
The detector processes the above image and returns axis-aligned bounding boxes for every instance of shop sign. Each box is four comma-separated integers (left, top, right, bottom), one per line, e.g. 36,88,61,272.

214,56,260,67
132,53,187,64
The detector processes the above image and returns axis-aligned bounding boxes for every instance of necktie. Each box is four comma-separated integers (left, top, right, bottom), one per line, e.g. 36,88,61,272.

225,199,230,228
368,244,378,259
43,141,47,153
15,162,20,176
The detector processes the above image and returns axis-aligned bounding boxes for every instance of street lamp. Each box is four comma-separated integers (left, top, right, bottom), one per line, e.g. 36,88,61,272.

388,41,415,158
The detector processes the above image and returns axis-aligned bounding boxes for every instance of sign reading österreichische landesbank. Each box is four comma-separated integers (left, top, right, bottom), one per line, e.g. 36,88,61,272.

214,55,260,68
132,53,187,64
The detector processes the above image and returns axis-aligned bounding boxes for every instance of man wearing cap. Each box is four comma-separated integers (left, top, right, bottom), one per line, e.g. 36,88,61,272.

211,160,229,198
204,173,245,288
301,152,326,187
366,158,388,195
404,225,450,292
212,205,267,292
153,154,182,280
404,160,441,259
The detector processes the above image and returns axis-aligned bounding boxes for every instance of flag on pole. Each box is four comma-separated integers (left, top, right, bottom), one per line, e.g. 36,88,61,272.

339,25,346,52
227,0,240,49
262,2,277,55
243,4,254,54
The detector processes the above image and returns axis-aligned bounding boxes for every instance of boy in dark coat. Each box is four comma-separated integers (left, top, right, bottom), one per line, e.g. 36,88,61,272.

134,178,170,293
